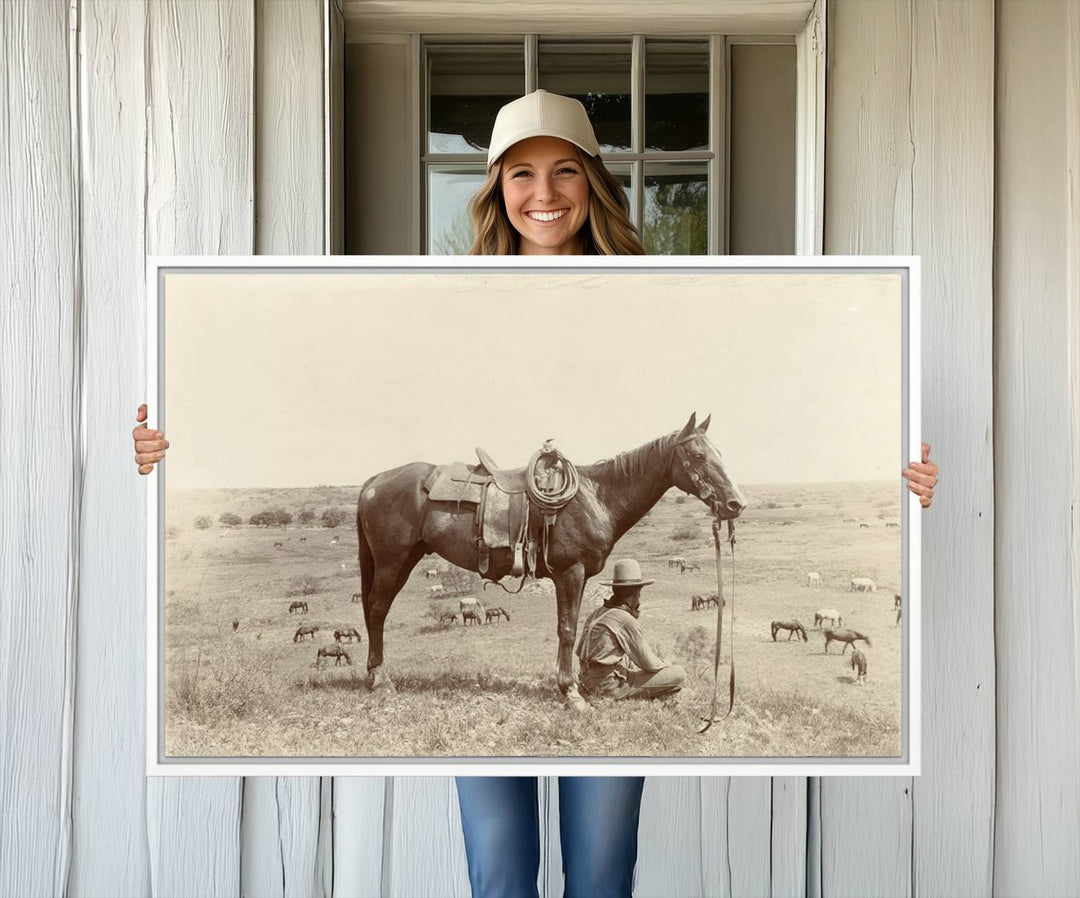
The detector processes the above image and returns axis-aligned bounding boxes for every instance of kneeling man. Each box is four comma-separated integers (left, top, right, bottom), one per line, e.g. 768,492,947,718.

575,558,686,701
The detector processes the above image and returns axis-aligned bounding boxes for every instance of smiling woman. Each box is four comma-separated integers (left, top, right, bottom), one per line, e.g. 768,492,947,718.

466,89,645,256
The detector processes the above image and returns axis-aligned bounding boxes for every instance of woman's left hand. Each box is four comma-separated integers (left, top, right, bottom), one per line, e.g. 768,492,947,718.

903,442,938,508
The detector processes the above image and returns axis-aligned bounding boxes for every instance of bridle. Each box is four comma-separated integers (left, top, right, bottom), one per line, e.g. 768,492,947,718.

669,434,738,733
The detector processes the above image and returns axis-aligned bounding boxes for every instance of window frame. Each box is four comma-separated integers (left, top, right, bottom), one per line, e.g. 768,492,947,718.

410,2,825,256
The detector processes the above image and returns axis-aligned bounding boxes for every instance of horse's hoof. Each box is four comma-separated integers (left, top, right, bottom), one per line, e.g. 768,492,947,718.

565,696,591,714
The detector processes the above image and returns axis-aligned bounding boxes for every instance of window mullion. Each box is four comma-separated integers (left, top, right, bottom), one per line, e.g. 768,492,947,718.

631,34,645,234
525,34,537,93
709,35,726,256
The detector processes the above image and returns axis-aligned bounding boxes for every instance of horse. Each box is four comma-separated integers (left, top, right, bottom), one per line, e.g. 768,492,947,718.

334,627,362,643
231,618,239,632
894,593,902,609
274,541,283,548
289,601,308,614
771,620,808,641
851,647,868,683
318,645,351,667
294,625,318,642
351,592,362,603
355,413,745,710
679,561,701,574
806,572,822,587
461,608,484,626
814,609,843,629
485,607,510,623
822,627,871,654
851,577,876,592
437,611,458,626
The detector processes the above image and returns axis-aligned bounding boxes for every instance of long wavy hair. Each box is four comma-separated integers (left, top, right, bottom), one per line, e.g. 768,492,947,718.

467,149,646,256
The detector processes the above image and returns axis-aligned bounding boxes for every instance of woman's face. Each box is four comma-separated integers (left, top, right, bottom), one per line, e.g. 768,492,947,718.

499,136,590,255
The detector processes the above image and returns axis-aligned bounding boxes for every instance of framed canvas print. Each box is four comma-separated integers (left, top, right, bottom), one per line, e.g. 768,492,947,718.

146,256,921,776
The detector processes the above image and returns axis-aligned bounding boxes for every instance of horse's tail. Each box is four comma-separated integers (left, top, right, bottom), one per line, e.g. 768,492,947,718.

858,632,872,647
356,476,376,607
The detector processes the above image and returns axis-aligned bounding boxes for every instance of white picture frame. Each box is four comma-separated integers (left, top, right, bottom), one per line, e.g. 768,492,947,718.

146,255,920,777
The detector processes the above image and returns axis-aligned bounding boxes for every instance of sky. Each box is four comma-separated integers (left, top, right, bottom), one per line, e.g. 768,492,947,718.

162,270,903,489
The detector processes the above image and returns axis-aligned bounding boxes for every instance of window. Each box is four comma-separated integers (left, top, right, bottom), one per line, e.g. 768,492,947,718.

421,35,796,256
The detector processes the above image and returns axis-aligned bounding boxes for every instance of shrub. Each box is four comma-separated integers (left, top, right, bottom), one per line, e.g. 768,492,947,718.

194,515,212,530
441,566,480,597
286,574,319,596
671,525,701,542
322,507,350,528
219,512,242,527
674,495,687,505
298,510,315,525
676,626,712,677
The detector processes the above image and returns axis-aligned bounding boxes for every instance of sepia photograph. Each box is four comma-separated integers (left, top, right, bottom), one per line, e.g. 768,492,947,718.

149,257,918,774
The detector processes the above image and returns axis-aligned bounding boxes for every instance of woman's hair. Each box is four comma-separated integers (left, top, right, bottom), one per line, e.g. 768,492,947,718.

467,150,646,256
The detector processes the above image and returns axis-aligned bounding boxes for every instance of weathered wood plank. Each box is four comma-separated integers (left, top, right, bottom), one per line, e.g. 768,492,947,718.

0,2,78,896
908,2,995,896
145,1,254,894
243,2,328,894
255,0,324,255
699,778,774,898
822,4,914,896
69,2,153,894
824,2,997,896
332,778,386,898
771,777,808,898
385,777,470,898
631,777,703,897
994,2,1080,893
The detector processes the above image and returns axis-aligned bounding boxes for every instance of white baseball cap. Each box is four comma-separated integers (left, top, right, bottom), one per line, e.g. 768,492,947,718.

486,89,601,169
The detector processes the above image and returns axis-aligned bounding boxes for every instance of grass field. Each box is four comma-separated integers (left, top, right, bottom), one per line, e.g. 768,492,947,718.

163,481,904,759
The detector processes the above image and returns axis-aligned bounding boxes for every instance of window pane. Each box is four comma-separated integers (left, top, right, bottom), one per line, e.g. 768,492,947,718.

643,163,707,255
645,40,709,152
427,44,524,154
604,163,634,219
538,40,631,153
428,167,487,254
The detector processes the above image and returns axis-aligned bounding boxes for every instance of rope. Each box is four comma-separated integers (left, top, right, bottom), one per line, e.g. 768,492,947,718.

525,448,579,511
699,517,736,734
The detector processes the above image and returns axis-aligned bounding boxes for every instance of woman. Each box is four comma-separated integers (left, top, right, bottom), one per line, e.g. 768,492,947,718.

132,90,939,898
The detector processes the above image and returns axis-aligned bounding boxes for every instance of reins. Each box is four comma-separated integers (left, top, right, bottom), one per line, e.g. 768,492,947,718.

698,515,736,734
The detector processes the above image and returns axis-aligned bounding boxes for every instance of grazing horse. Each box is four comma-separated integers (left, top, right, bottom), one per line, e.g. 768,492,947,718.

355,413,745,709
334,627,362,643
274,541,283,548
300,537,307,542
351,592,362,603
771,620,808,642
850,577,876,592
806,572,822,587
318,645,351,667
679,561,701,574
289,601,308,614
461,608,484,626
823,627,871,654
437,611,458,625
485,607,511,624
668,556,686,570
425,569,439,579
851,648,868,683
294,625,318,642
814,609,843,629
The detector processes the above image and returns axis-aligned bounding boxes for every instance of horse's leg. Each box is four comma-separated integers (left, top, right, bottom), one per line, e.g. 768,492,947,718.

552,563,588,712
364,544,426,693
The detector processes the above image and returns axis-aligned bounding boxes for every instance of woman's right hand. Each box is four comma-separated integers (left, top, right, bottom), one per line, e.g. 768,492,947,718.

133,403,170,474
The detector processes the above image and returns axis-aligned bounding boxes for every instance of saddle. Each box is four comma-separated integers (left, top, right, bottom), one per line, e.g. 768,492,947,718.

422,441,579,583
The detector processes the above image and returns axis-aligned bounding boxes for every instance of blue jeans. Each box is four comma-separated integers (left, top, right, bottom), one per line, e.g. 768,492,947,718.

454,776,646,898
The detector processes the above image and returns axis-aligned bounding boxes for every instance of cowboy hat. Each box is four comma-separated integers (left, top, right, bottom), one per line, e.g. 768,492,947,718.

486,90,601,169
600,558,655,588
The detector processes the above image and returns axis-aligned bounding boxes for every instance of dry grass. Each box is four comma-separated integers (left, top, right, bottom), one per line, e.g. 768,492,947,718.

163,481,904,760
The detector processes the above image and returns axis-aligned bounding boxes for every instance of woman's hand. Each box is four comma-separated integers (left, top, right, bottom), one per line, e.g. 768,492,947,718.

133,403,170,475
903,442,937,508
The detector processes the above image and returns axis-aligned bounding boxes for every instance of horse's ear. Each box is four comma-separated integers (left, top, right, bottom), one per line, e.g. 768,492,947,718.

677,413,696,440
698,413,711,433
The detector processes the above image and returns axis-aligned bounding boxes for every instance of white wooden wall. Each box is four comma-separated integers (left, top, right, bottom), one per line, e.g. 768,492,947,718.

2,1,1078,896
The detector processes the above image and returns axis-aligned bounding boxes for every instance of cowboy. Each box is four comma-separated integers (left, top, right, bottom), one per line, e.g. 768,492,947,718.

575,558,686,701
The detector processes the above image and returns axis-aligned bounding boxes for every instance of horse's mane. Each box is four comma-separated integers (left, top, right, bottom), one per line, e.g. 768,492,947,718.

582,431,678,487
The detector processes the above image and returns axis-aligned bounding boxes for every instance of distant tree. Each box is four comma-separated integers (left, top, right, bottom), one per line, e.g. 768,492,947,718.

643,179,707,255
298,510,316,525
194,515,212,530
219,512,242,528
249,510,276,528
321,507,349,529
273,508,293,528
